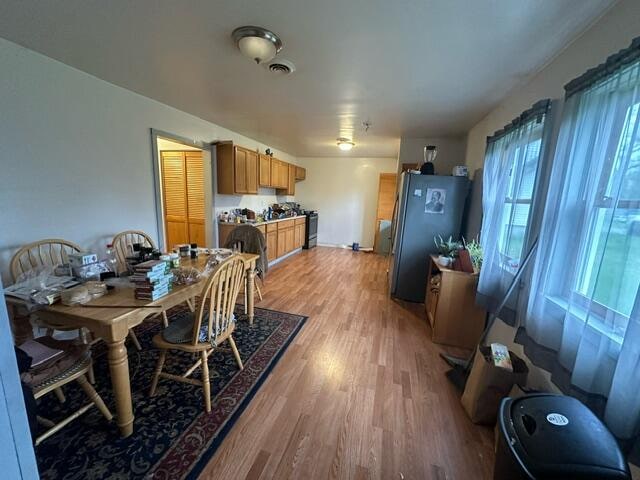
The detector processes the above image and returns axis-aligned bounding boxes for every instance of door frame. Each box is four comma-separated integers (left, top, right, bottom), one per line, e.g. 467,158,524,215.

150,129,213,250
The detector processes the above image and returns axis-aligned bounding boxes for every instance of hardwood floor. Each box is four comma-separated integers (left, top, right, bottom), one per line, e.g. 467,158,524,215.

200,247,495,479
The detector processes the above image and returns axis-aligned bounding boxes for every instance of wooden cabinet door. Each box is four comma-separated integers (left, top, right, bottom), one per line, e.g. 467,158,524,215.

287,164,296,195
259,154,271,187
295,166,306,181
285,227,295,253
294,224,302,248
280,162,289,188
267,230,277,261
245,150,258,194
234,146,247,193
185,151,206,247
294,223,305,248
277,229,287,258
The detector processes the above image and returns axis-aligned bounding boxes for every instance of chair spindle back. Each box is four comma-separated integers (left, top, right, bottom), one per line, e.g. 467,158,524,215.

192,256,245,345
111,230,156,274
10,239,82,282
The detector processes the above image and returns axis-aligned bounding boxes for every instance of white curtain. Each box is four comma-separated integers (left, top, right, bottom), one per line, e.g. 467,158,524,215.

477,102,550,324
523,52,640,440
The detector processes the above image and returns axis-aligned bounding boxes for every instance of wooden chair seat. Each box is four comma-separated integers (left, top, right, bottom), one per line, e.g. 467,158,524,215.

21,337,112,445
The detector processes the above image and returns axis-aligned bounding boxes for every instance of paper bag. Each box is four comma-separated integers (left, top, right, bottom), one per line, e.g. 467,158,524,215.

461,346,528,425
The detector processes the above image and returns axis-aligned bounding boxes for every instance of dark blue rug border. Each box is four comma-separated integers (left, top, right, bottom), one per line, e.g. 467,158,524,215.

184,307,308,480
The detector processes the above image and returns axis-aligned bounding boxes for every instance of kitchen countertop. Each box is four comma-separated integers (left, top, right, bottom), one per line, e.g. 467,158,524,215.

218,214,306,227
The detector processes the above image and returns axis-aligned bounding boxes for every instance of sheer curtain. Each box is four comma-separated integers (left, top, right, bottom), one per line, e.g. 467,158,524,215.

521,40,640,442
477,101,551,324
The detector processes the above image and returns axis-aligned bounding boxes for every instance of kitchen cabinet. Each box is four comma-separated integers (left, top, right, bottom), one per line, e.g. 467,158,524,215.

218,216,305,263
270,158,288,189
295,166,306,181
277,164,296,196
216,142,258,195
266,229,277,261
259,154,271,187
294,217,306,248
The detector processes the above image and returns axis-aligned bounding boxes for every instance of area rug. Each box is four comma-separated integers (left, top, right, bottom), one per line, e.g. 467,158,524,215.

35,305,307,480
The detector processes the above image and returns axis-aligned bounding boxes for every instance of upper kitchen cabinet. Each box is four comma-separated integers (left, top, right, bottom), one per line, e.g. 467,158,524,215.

270,158,289,189
295,166,306,181
216,142,258,195
259,154,271,187
277,163,296,196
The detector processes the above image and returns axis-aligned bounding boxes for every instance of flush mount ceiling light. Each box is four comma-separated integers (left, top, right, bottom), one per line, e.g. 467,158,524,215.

232,26,283,64
337,138,355,151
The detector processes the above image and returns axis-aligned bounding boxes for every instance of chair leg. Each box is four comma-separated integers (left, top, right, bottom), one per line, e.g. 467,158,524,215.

76,374,113,421
53,387,66,403
229,335,244,371
201,350,211,413
255,281,263,301
244,280,248,314
46,328,55,337
128,329,142,351
87,363,96,385
149,350,167,396
186,297,195,312
161,311,169,328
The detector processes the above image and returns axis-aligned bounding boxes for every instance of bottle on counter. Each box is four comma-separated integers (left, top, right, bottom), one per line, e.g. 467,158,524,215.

190,243,198,259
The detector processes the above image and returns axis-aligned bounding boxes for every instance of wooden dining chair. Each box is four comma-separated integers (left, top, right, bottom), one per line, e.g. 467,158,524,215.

226,239,263,311
22,337,113,446
111,229,194,327
111,230,156,275
149,255,245,413
10,239,141,380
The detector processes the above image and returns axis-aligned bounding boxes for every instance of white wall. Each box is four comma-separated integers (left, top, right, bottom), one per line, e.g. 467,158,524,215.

0,37,296,283
294,157,397,248
398,136,467,176
461,0,640,391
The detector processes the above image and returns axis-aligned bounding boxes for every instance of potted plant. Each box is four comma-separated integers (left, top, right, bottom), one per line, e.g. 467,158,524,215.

462,237,483,274
434,235,461,267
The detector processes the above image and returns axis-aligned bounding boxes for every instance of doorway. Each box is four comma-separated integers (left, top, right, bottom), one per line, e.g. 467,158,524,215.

151,130,213,251
373,173,397,255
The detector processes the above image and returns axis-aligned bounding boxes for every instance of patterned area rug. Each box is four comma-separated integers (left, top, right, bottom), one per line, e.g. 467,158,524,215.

35,305,307,479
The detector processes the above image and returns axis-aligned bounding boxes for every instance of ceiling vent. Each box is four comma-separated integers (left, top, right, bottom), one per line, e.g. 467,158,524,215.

267,59,296,75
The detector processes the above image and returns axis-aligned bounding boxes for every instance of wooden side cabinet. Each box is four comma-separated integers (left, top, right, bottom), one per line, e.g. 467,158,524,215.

295,166,306,181
425,255,486,349
216,142,258,195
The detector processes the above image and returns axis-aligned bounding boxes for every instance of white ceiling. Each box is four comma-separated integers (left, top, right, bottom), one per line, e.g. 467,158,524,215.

0,0,617,157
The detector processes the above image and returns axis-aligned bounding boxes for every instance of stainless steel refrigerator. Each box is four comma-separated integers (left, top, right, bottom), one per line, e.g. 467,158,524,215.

389,172,469,302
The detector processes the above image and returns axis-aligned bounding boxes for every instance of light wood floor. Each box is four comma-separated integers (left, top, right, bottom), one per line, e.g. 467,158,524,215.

200,247,494,480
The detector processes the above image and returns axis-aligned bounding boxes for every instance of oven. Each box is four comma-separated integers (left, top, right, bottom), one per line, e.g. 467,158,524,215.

304,211,318,249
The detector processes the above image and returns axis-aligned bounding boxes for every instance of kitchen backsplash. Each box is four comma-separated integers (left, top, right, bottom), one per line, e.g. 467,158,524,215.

214,188,294,216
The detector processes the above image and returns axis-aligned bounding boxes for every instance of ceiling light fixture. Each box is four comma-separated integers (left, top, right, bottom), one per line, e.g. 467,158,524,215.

232,26,283,64
337,137,355,151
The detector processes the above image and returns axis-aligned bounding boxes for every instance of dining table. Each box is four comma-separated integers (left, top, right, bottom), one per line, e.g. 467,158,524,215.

6,252,259,437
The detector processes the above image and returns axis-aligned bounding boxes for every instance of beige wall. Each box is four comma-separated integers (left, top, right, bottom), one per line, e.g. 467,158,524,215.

0,38,297,282
294,157,397,248
464,0,640,177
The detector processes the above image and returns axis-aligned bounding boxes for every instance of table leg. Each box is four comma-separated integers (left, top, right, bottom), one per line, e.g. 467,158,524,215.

9,304,33,345
247,267,255,325
106,337,134,437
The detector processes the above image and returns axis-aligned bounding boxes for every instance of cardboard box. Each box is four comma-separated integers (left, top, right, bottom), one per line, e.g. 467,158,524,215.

68,252,98,267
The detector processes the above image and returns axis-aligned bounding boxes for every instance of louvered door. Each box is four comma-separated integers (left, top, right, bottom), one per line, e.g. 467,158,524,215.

185,152,206,247
161,151,206,250
161,151,189,250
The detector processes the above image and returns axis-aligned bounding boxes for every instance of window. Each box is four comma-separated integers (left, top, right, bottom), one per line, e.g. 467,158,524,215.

497,124,544,273
577,102,640,318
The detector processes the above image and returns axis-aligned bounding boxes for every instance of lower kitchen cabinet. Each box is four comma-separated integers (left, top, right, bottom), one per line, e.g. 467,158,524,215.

219,216,306,264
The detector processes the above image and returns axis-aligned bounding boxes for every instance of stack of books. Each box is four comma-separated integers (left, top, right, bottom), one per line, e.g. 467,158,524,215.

131,260,173,301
